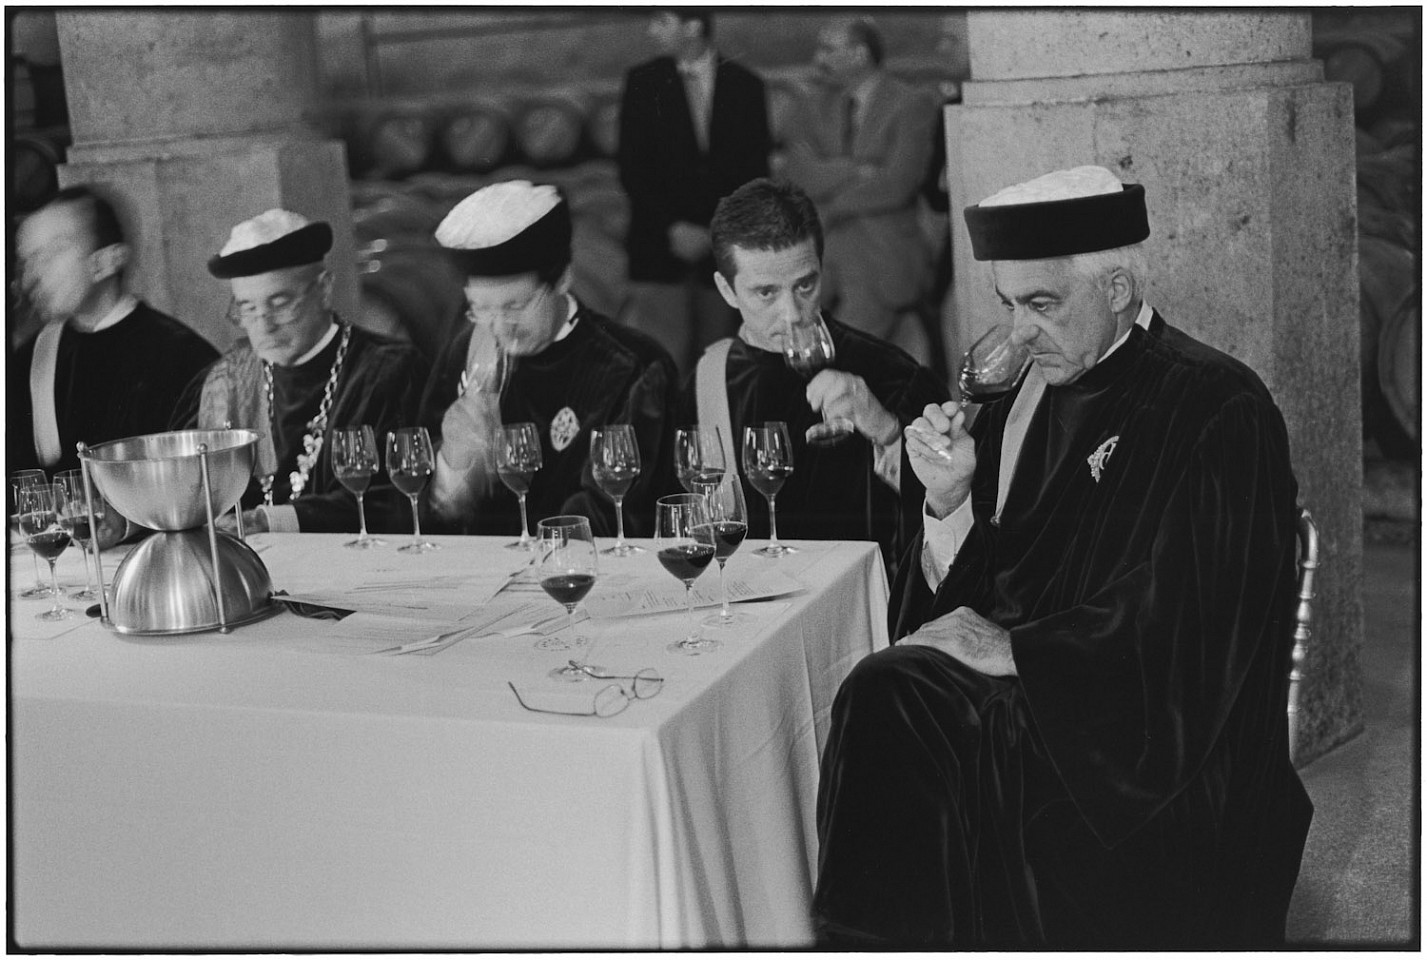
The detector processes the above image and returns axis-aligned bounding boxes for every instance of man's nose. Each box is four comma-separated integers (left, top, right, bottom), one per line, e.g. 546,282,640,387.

1008,316,1042,345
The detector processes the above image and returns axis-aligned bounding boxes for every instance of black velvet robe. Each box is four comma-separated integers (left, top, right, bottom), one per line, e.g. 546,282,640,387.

419,304,679,538
10,302,218,475
677,317,949,573
813,313,1312,947
175,323,427,533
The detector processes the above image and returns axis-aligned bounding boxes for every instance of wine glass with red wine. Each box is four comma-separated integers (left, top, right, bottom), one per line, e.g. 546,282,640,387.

332,426,385,549
18,482,74,621
742,422,797,558
784,311,854,445
957,323,1032,405
656,494,718,655
536,514,602,681
694,471,749,627
590,424,644,557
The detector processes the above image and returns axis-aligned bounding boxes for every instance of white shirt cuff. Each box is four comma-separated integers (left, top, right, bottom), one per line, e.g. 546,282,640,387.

920,495,974,592
872,436,902,493
258,504,300,533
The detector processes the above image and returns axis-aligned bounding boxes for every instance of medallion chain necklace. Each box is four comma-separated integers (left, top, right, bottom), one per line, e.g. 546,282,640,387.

259,322,352,506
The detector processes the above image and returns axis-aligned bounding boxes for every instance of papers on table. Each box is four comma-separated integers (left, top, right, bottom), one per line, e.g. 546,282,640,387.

584,568,804,618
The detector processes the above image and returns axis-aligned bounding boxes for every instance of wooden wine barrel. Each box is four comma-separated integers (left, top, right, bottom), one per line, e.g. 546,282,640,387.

351,193,447,243
587,98,621,158
440,101,512,174
1356,143,1418,214
513,93,589,168
11,130,64,213
1320,30,1407,113
1378,297,1419,445
365,110,437,180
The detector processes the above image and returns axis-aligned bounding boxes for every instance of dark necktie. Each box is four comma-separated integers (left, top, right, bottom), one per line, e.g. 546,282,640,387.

842,95,857,155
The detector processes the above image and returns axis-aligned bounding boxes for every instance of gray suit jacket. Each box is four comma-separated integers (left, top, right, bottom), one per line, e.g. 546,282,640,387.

783,73,938,302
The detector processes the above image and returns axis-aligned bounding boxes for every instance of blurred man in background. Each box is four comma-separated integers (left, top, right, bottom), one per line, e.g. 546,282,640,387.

783,15,938,363
12,185,217,476
617,8,770,377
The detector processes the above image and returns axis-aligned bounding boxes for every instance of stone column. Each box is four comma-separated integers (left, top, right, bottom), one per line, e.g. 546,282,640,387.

945,10,1362,763
54,11,356,353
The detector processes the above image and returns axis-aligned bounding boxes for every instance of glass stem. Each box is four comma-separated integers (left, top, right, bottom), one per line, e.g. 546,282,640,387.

767,495,780,546
47,558,62,614
717,560,730,619
518,494,530,544
79,541,96,594
685,582,697,639
31,552,43,591
356,492,369,539
614,497,627,546
409,495,422,543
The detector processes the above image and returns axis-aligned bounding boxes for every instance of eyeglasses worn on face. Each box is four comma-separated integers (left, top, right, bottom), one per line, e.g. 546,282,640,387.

507,667,664,718
464,284,550,325
229,277,322,327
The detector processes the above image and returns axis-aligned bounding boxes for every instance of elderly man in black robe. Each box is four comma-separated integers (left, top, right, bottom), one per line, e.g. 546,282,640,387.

811,166,1311,948
419,180,678,538
680,178,948,573
176,209,426,533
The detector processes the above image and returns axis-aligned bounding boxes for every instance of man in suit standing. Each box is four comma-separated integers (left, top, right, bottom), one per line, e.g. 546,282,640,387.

783,16,938,360
617,8,771,377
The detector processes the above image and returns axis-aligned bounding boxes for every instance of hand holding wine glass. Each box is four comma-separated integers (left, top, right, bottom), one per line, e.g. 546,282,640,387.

694,471,749,627
386,426,438,553
742,422,797,558
536,515,601,680
10,469,53,598
18,483,73,621
673,425,726,492
332,425,385,549
785,311,855,446
906,322,1032,463
656,494,719,655
497,422,543,550
590,424,644,557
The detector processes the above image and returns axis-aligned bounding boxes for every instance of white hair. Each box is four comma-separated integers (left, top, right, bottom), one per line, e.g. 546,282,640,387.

1070,243,1149,296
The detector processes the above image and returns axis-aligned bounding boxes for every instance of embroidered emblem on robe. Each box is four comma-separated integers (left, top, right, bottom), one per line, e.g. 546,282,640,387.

1087,435,1119,483
550,406,580,452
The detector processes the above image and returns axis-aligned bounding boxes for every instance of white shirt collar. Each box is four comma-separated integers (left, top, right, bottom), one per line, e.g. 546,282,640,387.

849,72,880,111
292,321,340,367
1099,300,1153,363
677,48,716,81
77,293,139,333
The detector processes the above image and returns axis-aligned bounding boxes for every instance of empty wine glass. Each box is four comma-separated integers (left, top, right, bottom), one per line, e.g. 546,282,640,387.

386,426,438,553
742,422,797,558
536,514,602,680
10,469,53,598
332,425,385,549
460,318,511,397
55,469,105,601
673,424,726,492
18,482,73,621
590,424,644,557
497,422,543,550
784,311,853,446
695,471,749,627
656,493,719,655
957,323,1032,405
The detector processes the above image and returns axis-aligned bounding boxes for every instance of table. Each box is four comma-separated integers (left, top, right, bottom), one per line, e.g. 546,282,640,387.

11,533,889,949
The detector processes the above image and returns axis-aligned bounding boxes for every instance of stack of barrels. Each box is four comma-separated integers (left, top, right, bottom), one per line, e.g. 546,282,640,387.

1317,19,1421,456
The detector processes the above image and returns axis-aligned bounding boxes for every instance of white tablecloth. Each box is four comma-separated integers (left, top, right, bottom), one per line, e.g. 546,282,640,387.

11,533,889,949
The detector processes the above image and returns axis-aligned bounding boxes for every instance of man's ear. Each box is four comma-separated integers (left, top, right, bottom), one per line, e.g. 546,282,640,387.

90,243,129,282
317,268,335,309
1105,267,1135,315
714,271,739,310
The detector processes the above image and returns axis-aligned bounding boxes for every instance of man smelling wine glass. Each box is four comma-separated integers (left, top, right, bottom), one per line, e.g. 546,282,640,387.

680,178,948,575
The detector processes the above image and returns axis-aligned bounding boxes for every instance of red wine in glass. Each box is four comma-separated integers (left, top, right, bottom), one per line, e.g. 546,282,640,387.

656,494,720,654
540,572,596,607
657,542,716,581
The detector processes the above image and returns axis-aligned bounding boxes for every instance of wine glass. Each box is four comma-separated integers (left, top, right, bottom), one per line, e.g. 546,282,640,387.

957,323,1032,405
742,422,797,558
54,469,105,601
695,471,749,627
784,311,853,446
386,426,438,553
536,515,601,681
673,425,726,493
10,469,53,598
332,426,386,549
18,483,73,621
590,424,644,557
460,318,511,397
655,493,719,655
497,422,543,550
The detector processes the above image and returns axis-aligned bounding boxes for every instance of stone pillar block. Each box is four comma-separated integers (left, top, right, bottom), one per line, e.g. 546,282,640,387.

945,10,1363,763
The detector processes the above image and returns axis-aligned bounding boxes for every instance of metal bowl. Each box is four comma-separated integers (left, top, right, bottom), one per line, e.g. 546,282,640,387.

81,430,260,531
107,530,274,635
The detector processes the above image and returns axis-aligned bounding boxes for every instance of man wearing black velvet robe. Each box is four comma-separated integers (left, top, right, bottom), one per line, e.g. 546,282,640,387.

812,166,1312,948
682,178,948,574
420,180,678,538
176,209,426,534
